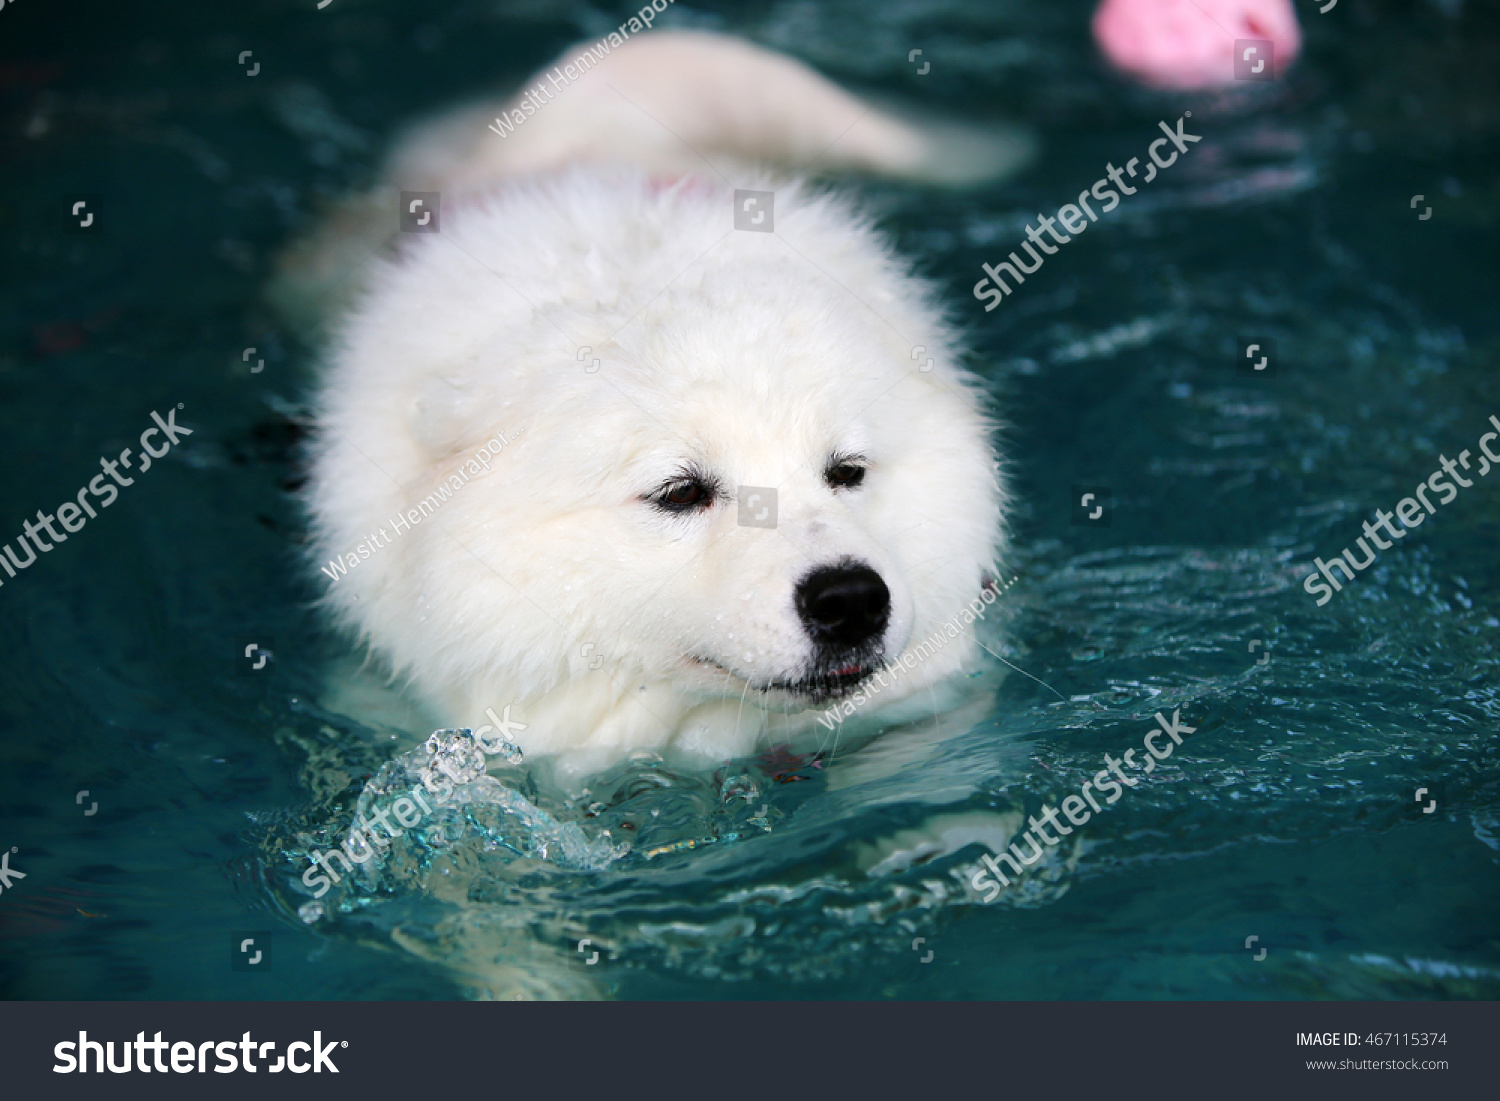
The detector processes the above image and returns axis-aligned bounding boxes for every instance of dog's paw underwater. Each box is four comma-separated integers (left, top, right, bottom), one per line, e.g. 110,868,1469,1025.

291,31,1027,784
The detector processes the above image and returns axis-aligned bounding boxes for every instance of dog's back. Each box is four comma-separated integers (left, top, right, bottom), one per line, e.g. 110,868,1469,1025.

270,30,1033,333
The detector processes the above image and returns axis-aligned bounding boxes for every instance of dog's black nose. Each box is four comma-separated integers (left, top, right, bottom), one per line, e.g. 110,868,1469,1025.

795,563,890,650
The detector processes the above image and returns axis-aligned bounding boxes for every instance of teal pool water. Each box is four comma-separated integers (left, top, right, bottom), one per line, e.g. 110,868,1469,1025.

1,0,1496,999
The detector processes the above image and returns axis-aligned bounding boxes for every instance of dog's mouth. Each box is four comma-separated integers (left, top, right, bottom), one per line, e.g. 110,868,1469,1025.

687,656,877,701
766,661,874,699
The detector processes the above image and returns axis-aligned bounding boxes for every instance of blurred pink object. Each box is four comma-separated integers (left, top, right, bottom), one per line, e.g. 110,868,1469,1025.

1093,0,1302,90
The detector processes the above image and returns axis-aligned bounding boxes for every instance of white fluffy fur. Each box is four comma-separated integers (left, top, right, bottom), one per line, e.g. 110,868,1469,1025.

270,31,1034,332
299,32,1013,781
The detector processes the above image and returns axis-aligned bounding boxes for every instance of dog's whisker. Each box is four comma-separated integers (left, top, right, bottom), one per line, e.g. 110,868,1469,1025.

975,639,1068,703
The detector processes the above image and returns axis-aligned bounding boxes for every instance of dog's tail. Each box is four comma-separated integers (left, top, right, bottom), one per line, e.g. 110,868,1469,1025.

270,30,1034,334
416,30,1035,189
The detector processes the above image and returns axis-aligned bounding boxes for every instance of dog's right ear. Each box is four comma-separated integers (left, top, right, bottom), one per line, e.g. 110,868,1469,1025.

268,186,401,343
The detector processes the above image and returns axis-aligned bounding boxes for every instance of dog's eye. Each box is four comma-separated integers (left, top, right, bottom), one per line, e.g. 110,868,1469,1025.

656,478,715,512
825,462,866,489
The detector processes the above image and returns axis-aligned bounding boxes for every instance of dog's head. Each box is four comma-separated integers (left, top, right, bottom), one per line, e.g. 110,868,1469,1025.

567,279,1001,711
310,172,1004,756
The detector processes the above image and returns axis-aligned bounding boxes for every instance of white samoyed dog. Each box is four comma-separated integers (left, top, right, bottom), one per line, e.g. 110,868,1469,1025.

293,30,1027,784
